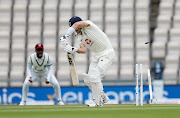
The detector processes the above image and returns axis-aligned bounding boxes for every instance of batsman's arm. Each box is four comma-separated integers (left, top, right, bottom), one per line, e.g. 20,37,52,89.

64,21,90,37
71,21,90,30
60,21,90,43
77,43,87,54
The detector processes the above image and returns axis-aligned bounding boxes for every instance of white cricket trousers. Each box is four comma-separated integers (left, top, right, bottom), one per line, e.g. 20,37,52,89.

86,49,115,94
21,71,62,102
90,49,115,77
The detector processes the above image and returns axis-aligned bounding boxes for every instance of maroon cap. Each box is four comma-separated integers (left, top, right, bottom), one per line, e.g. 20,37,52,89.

35,43,44,50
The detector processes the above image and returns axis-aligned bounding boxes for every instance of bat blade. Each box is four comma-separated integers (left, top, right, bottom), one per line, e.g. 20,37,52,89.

67,53,79,86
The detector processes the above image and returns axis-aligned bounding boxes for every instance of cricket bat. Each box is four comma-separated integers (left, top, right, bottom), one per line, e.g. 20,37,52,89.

67,53,79,86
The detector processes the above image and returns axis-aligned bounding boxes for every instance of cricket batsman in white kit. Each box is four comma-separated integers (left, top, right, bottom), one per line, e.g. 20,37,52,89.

19,43,64,105
60,16,115,107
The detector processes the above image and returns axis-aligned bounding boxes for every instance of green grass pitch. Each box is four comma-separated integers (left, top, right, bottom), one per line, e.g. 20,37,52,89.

0,104,180,118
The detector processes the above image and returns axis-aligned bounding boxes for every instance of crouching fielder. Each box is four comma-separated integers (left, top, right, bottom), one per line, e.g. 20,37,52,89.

60,16,115,107
19,43,64,105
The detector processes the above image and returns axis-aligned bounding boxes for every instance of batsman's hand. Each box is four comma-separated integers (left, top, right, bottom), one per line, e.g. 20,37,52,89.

45,79,49,84
60,34,70,41
60,34,70,47
64,44,78,54
29,77,32,83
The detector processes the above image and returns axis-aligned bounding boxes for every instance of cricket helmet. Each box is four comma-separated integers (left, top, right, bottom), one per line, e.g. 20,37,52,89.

69,16,82,27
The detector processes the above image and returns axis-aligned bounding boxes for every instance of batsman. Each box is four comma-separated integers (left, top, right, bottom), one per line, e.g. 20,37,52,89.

60,16,115,107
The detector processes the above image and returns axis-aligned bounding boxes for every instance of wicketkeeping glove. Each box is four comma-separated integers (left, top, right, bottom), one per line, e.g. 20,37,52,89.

64,44,78,54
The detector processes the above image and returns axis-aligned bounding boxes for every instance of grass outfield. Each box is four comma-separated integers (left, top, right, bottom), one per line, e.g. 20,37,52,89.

0,104,180,118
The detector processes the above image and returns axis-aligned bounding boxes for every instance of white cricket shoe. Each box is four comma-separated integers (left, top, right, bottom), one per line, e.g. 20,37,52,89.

102,94,110,104
57,100,64,105
19,101,26,105
87,103,103,107
87,97,103,107
87,103,96,107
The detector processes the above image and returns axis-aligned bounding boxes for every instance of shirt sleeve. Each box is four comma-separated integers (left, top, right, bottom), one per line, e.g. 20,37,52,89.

84,20,94,28
47,55,53,81
27,56,32,77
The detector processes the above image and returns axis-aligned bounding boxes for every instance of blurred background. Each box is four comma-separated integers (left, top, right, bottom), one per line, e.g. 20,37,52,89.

0,0,180,105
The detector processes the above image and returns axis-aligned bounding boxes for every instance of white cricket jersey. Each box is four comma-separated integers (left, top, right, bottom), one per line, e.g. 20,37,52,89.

77,20,113,53
27,53,53,80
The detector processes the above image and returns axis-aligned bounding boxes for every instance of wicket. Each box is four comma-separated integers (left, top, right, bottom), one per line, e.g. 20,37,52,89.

135,64,153,106
135,64,139,106
148,69,153,103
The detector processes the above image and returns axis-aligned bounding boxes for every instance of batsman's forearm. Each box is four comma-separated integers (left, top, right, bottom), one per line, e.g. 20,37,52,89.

77,47,87,54
72,21,90,29
67,27,75,36
77,44,87,53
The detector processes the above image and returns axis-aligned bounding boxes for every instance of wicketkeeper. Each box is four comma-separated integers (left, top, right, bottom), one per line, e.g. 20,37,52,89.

60,16,115,107
19,43,64,105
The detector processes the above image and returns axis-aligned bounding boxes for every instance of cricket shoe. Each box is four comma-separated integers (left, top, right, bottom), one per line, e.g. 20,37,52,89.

19,101,26,105
87,103,103,107
102,94,110,104
88,97,103,107
57,100,64,105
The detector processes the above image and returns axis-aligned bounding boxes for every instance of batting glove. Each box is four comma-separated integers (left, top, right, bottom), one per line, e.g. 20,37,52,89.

60,34,70,47
64,44,78,54
60,34,70,41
